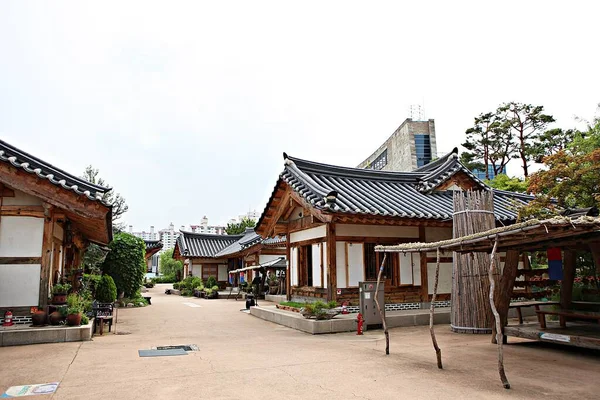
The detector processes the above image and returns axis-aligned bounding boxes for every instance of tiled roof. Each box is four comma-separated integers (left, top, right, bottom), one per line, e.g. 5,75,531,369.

257,150,533,227
215,228,286,257
176,231,243,258
144,240,163,251
0,139,112,204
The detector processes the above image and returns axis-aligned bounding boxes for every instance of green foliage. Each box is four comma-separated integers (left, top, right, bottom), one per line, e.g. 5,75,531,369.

66,293,83,315
82,165,129,231
178,276,203,291
485,174,528,193
159,249,183,277
96,275,117,303
173,282,181,290
52,283,72,295
279,301,306,308
206,276,217,288
81,314,89,325
225,217,256,235
83,274,101,296
151,275,177,283
181,288,193,296
211,285,219,291
120,291,149,306
82,244,110,274
101,233,146,298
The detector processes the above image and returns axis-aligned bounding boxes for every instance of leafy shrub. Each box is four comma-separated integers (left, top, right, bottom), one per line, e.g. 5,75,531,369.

83,274,101,296
81,314,89,325
206,276,217,288
211,285,219,291
52,283,72,295
173,282,181,290
327,301,338,309
101,233,146,298
120,292,149,307
152,275,177,283
181,288,193,297
66,293,83,314
96,275,117,303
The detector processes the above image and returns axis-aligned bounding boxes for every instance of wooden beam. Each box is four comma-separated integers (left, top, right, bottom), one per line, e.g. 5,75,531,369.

1,186,15,197
560,249,577,310
326,222,337,302
590,242,600,274
0,257,42,264
39,204,55,307
288,190,332,223
286,229,291,301
418,226,429,302
0,205,45,217
264,189,292,238
492,249,520,344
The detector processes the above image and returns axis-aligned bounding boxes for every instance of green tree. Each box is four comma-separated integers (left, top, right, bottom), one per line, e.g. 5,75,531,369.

225,217,256,235
527,116,600,211
95,275,117,303
82,243,110,274
486,174,528,193
101,233,146,298
462,112,514,179
530,128,576,163
159,249,183,277
81,166,129,232
496,102,555,177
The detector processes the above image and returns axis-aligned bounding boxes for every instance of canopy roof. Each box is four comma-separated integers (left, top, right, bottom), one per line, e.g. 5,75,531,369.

175,231,243,258
376,216,600,254
230,257,287,274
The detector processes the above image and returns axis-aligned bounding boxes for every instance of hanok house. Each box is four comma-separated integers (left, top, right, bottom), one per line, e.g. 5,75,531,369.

255,149,531,309
173,228,286,287
213,228,286,286
173,231,243,286
144,239,163,276
0,139,112,324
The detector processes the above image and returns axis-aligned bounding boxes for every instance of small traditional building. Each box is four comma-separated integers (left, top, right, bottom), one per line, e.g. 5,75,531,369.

172,228,286,287
255,149,531,308
0,139,112,322
144,239,163,275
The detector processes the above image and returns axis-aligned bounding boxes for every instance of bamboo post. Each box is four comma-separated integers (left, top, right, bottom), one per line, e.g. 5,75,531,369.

430,248,443,369
488,238,510,389
374,254,389,355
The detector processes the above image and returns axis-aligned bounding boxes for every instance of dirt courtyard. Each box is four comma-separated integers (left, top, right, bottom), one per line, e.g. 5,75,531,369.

1,284,598,399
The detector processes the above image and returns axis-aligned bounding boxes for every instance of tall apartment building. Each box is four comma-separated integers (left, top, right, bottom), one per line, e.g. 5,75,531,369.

357,118,438,171
190,216,226,235
228,210,260,225
159,222,185,251
129,225,159,241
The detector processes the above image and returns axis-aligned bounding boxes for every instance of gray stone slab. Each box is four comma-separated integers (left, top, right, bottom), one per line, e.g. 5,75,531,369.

138,349,188,357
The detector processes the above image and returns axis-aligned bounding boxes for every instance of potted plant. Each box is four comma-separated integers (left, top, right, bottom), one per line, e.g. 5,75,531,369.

51,283,72,305
268,274,279,295
31,309,48,326
65,293,83,326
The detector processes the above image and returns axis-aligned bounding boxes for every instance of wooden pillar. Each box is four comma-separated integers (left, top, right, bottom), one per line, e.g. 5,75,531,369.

286,230,291,301
492,249,520,343
419,226,428,302
560,249,576,309
39,203,54,308
326,222,337,302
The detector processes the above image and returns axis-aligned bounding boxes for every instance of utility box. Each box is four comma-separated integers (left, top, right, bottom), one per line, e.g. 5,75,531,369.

359,281,385,328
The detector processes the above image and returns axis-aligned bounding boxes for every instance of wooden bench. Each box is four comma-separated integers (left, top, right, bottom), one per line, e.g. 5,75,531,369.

535,309,600,329
509,301,559,324
93,303,114,335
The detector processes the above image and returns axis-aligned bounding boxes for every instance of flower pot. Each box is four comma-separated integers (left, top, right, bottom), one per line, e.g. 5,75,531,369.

269,286,278,295
66,313,82,326
52,293,67,305
32,311,48,326
49,311,63,325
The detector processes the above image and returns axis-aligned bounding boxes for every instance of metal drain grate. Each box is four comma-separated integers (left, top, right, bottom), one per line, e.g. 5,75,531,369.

155,344,198,352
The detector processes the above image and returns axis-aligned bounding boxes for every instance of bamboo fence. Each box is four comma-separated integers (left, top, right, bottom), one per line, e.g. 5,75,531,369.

451,190,500,333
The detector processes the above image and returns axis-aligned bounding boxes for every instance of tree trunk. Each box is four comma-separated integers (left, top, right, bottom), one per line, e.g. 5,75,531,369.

488,239,510,389
374,254,389,355
430,249,443,368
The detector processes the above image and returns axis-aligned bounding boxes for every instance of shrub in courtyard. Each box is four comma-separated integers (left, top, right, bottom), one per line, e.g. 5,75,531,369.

96,275,117,303
101,233,146,298
206,276,217,288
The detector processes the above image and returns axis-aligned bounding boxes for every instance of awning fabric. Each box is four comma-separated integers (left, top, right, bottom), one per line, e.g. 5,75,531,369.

230,257,286,274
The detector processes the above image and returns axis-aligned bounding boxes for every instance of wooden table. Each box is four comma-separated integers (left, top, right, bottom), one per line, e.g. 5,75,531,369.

509,301,559,324
535,309,600,329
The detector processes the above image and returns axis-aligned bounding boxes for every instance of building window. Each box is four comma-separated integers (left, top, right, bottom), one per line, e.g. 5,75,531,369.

415,134,432,167
202,265,218,281
298,245,313,286
364,243,396,285
369,149,388,170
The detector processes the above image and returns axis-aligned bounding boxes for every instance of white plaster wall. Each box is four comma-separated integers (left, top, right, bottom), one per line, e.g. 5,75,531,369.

412,253,421,286
290,225,326,243
428,262,452,294
218,265,228,281
53,223,64,241
258,254,282,264
337,224,419,238
0,216,44,257
2,188,43,206
322,242,327,289
0,264,41,306
290,247,298,286
425,227,453,243
347,242,364,287
336,242,347,289
311,243,321,287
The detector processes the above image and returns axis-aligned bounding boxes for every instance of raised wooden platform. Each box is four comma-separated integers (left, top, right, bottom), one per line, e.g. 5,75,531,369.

505,322,600,350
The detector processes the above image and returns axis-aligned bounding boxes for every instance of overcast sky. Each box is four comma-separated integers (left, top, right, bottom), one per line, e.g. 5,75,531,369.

1,1,598,231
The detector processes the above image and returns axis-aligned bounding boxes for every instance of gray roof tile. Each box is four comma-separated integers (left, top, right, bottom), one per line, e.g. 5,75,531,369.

176,232,243,258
